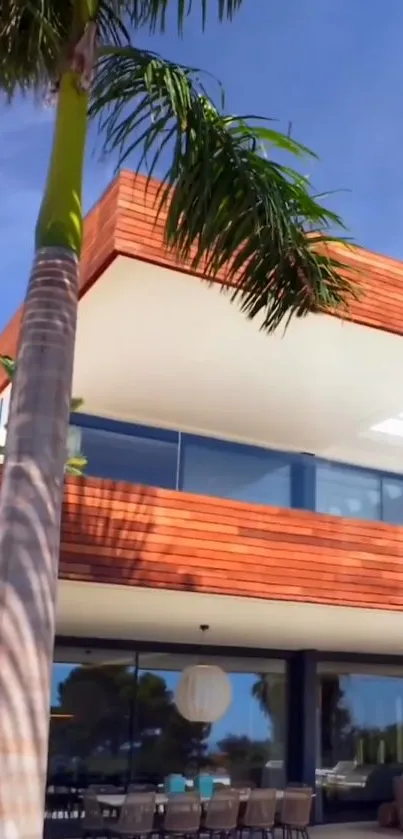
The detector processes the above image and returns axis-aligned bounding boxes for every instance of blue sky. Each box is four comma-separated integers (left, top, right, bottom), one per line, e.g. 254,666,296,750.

2,0,403,329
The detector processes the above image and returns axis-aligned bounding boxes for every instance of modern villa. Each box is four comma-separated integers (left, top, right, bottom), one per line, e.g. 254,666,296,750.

2,171,403,825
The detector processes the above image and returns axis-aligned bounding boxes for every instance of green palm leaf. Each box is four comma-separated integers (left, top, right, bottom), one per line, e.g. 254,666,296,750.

0,0,67,94
0,355,16,380
125,0,246,31
65,454,88,475
0,0,245,96
91,46,356,332
70,396,84,412
0,0,128,96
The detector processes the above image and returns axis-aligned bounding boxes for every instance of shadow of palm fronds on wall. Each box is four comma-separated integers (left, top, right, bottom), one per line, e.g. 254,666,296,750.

60,476,198,595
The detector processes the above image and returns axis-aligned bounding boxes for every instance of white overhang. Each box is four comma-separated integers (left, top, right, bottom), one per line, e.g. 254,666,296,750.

57,580,403,657
68,255,403,474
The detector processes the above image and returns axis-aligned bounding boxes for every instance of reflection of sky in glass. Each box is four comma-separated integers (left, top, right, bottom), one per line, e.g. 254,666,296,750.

340,675,403,728
52,667,271,744
181,438,291,507
53,666,403,736
163,672,271,743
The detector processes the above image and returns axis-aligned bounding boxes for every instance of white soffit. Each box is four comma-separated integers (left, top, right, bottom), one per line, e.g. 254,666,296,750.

57,580,403,657
71,256,403,473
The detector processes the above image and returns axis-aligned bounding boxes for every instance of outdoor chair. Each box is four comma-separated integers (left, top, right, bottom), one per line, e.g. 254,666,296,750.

203,789,241,839
111,792,156,839
161,792,201,839
231,781,256,791
278,787,313,839
128,784,156,793
240,788,277,839
89,785,121,819
394,777,403,830
46,788,78,821
83,792,112,839
89,786,122,793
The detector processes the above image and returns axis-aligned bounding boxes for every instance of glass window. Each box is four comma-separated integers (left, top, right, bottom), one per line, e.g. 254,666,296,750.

317,664,403,822
316,463,381,521
49,650,137,790
48,650,286,803
136,654,286,790
382,478,403,525
181,435,291,507
75,424,179,489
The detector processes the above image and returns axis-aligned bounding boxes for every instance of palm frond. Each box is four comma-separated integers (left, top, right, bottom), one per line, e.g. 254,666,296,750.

0,0,128,97
0,355,16,379
96,2,130,47
0,0,71,95
65,454,88,476
123,0,245,32
70,396,84,412
91,46,356,332
0,0,239,97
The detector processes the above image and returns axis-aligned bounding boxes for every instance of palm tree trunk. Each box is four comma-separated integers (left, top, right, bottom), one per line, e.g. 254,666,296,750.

0,60,90,839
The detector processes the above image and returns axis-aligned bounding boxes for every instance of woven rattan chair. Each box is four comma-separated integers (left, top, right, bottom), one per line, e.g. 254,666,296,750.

89,786,121,794
127,785,155,793
203,789,241,838
278,787,312,839
89,785,121,819
241,789,277,839
82,792,111,838
111,792,156,839
161,792,201,838
231,781,256,791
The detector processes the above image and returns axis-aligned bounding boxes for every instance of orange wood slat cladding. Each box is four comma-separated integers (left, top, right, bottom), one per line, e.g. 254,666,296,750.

60,476,403,611
113,172,403,336
2,171,403,395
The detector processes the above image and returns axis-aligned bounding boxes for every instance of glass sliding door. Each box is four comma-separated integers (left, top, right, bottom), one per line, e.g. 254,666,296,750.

49,650,286,790
135,654,286,790
49,648,137,789
47,648,286,824
317,663,403,822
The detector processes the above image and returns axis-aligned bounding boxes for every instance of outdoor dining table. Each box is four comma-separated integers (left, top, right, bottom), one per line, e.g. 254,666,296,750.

98,790,286,809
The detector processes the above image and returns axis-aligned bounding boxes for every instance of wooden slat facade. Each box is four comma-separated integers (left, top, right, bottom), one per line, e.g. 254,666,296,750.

113,172,403,336
115,175,403,330
60,476,403,611
3,172,403,613
2,170,403,393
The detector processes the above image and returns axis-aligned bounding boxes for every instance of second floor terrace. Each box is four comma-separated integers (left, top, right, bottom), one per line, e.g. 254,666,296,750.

2,172,403,533
70,412,403,527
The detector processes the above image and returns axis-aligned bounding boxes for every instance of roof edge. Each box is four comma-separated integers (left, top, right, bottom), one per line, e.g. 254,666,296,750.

1,169,403,395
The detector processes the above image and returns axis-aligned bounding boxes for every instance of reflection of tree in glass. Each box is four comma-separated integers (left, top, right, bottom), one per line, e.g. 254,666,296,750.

136,672,210,777
51,666,131,763
215,734,269,783
50,666,209,782
252,674,285,758
351,724,403,767
204,674,285,786
320,677,354,766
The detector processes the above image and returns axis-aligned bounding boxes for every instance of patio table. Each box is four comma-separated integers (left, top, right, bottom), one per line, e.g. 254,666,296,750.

98,791,286,809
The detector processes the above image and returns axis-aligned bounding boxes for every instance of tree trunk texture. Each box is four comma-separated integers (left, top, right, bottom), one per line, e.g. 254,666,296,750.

0,246,78,839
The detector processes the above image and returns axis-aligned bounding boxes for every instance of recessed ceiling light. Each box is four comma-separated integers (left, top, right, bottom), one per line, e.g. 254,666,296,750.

371,417,403,437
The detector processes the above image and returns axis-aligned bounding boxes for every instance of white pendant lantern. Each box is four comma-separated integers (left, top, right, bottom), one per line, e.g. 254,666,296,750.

175,664,232,723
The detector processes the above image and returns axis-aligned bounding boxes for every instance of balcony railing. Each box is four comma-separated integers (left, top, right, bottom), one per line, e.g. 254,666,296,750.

69,413,403,526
